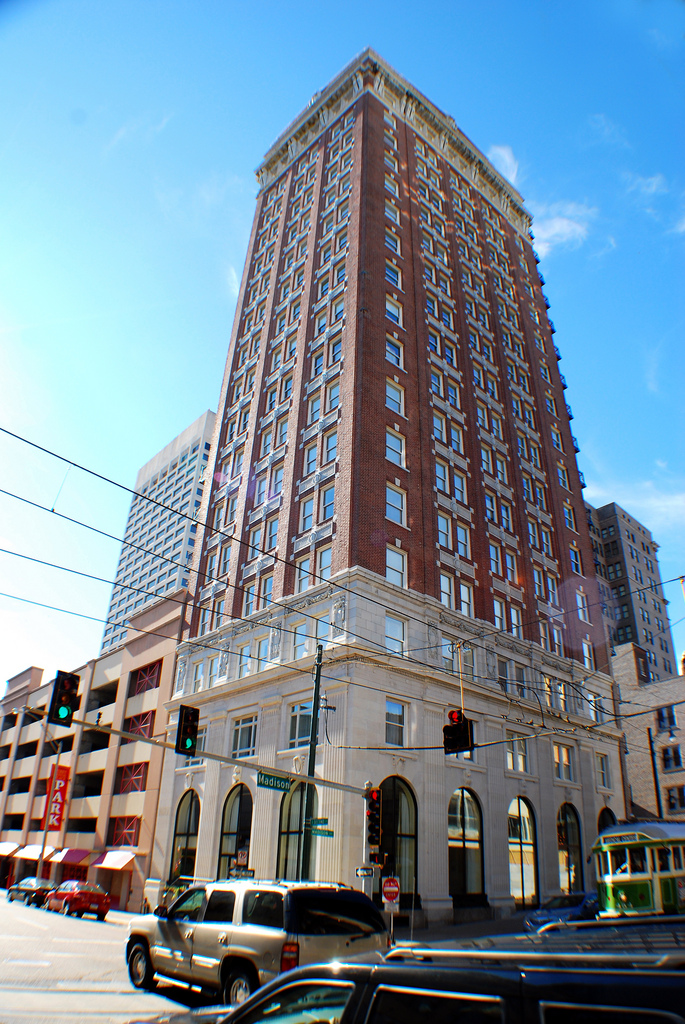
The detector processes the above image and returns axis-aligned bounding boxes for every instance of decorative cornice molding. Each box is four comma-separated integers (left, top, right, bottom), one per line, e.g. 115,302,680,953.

256,48,530,234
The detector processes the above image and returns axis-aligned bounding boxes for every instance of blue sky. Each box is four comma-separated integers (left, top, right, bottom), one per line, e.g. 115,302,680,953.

1,0,683,690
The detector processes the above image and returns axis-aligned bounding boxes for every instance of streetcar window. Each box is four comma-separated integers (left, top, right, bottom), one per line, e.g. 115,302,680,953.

657,848,671,872
673,847,682,870
629,847,647,874
610,848,627,874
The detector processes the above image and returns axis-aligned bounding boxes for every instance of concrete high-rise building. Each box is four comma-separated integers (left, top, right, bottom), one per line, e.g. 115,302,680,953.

158,50,624,923
100,411,215,653
585,501,676,681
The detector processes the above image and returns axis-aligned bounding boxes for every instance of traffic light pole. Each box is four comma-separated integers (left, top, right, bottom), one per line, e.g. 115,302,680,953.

299,643,323,881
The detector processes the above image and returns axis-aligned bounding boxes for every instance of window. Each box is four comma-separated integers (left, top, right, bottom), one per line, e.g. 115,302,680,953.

433,412,446,442
260,576,272,609
385,297,402,325
385,380,404,415
316,545,332,581
595,752,610,788
570,547,583,575
271,465,284,496
385,614,405,655
510,607,523,639
243,584,255,616
385,262,400,287
308,393,321,424
504,551,516,583
296,557,311,593
440,572,454,608
326,381,340,411
435,460,449,492
293,622,308,660
576,591,590,622
289,702,313,749
437,513,451,548
507,733,528,773
459,582,473,617
321,484,335,520
385,428,405,466
554,744,575,781
564,505,576,531
386,546,406,587
237,644,251,678
494,599,506,630
232,715,257,758
557,463,570,489
304,443,317,476
454,472,466,504
663,746,682,771
385,699,405,746
551,427,563,451
656,705,676,731
266,518,278,550
489,543,502,575
300,498,314,534
501,502,511,532
581,639,594,670
386,484,405,525
451,424,463,453
533,568,545,598
485,493,497,523
324,430,337,463
386,336,403,367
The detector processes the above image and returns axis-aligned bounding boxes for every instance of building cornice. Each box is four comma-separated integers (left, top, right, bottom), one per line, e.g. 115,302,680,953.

256,47,531,236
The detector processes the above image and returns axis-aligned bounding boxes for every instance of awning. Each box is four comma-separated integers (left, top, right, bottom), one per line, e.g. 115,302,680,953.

90,850,137,870
13,844,55,860
50,848,91,865
0,841,19,857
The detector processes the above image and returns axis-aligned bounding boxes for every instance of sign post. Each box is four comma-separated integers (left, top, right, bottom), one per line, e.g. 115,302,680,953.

382,876,401,944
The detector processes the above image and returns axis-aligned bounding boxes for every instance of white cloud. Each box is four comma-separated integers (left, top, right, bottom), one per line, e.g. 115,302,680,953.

226,265,240,298
624,171,669,196
583,480,685,535
587,113,630,148
528,201,597,258
486,145,519,187
673,212,685,234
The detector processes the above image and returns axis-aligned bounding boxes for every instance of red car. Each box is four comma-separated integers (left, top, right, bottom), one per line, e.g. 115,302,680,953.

45,879,110,919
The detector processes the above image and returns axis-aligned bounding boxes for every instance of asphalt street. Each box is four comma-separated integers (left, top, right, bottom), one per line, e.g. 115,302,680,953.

0,896,216,1024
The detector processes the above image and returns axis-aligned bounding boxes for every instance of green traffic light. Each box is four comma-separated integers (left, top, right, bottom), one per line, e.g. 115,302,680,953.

58,706,70,719
185,738,193,749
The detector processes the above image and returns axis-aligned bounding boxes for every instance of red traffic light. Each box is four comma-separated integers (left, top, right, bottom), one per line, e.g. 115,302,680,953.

443,709,473,754
365,787,382,846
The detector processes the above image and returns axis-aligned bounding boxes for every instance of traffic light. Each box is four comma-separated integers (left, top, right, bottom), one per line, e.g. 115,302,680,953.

365,787,382,846
47,671,80,727
443,709,473,754
175,705,200,756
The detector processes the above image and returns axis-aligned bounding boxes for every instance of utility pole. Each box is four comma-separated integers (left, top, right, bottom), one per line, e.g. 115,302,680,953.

647,727,664,818
299,644,323,881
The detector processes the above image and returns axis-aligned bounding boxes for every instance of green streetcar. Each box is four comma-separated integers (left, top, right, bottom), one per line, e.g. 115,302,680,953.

592,821,685,917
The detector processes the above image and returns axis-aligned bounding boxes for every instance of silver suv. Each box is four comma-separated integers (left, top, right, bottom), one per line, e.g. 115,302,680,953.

126,880,388,1005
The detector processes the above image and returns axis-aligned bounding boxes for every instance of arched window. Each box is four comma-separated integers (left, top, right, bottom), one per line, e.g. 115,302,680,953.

170,789,200,882
507,796,538,908
448,788,485,905
598,806,616,833
277,783,318,880
217,785,253,879
557,802,583,892
376,776,417,904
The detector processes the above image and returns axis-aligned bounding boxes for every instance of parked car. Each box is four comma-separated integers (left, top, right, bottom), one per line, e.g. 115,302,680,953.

7,876,54,906
126,880,389,1005
523,890,598,930
44,879,111,919
127,930,685,1024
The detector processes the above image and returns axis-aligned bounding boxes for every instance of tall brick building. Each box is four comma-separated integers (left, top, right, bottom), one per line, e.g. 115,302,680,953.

158,50,624,923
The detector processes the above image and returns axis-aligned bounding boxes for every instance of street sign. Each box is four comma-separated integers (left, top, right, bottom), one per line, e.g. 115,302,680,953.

311,827,334,837
356,867,374,877
382,876,401,903
310,817,328,826
257,771,291,792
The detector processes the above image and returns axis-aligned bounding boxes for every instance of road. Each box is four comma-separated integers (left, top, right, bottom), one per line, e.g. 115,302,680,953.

0,896,218,1024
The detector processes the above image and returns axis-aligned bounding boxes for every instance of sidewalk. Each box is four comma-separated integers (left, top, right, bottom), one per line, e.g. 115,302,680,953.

393,913,528,945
